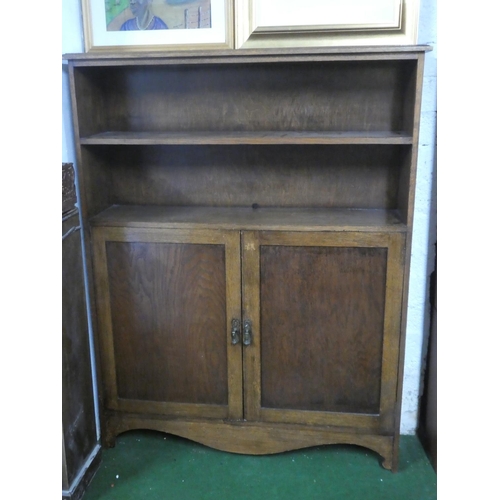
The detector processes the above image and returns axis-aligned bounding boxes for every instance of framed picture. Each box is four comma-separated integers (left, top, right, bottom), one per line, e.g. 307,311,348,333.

82,0,233,51
234,0,420,49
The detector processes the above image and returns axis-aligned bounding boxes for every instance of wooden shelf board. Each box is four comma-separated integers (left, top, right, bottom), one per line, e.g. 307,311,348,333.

64,45,432,66
80,131,413,146
90,205,407,232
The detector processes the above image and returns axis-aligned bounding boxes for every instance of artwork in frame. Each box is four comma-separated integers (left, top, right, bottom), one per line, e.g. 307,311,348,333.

82,0,233,51
234,0,420,49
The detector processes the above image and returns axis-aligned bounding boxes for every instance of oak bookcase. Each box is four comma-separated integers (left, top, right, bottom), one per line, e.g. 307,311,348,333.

65,46,430,471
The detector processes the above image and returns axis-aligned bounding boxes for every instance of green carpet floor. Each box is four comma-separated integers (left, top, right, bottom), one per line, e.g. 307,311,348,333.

82,431,436,499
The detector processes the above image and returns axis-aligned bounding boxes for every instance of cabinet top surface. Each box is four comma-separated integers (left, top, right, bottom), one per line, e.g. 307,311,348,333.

91,205,407,233
63,45,431,65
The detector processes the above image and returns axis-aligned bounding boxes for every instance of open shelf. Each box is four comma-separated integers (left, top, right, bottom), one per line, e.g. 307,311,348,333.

90,205,407,233
80,143,411,216
72,58,418,140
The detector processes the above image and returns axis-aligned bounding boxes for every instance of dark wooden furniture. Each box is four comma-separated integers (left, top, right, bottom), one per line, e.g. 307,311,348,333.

418,249,437,471
64,46,429,472
62,163,100,499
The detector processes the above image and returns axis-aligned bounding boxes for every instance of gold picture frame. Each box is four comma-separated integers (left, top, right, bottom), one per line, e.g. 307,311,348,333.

234,0,420,49
82,0,233,52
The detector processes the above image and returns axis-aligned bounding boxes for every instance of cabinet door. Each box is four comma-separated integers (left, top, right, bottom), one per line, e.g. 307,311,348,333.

92,227,242,420
242,231,405,434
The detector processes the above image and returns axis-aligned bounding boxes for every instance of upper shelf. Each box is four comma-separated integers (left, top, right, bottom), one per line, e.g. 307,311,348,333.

71,56,421,141
80,131,413,146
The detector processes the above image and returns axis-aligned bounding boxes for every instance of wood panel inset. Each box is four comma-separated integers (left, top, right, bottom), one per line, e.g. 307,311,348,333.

76,61,413,135
106,241,228,405
260,245,387,414
103,144,405,210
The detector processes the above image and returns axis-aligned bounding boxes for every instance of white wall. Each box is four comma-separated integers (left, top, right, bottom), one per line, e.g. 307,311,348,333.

62,0,85,164
400,0,437,433
61,0,437,435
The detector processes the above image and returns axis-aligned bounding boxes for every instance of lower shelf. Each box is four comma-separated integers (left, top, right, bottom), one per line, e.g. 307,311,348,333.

91,205,407,233
101,413,399,472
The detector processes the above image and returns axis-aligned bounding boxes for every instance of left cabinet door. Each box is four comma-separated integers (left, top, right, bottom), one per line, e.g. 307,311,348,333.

91,226,243,421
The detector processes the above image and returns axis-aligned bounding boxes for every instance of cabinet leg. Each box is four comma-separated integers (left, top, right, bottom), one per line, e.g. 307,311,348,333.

381,449,400,472
101,423,117,448
381,455,393,471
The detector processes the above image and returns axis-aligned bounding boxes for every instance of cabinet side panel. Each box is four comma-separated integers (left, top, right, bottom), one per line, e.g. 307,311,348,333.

72,67,107,137
260,246,387,414
106,241,228,405
402,61,418,135
80,147,113,219
397,147,413,225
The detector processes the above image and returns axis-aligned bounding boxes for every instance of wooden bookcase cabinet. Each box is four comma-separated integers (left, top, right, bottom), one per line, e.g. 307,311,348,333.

65,46,429,471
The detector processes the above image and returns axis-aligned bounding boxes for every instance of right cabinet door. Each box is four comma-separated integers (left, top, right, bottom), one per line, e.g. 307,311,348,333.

242,231,406,434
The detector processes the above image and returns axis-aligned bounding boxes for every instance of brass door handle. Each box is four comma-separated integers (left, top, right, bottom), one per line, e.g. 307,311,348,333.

243,319,252,346
231,318,241,345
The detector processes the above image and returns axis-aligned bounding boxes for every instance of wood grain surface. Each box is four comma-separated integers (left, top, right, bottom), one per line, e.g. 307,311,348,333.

105,240,228,405
67,48,429,472
259,244,387,414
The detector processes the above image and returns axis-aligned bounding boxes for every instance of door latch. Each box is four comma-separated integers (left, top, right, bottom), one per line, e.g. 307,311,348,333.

243,319,252,346
231,318,241,345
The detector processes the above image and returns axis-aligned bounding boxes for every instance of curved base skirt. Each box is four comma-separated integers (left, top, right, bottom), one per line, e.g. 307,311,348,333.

102,413,398,471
